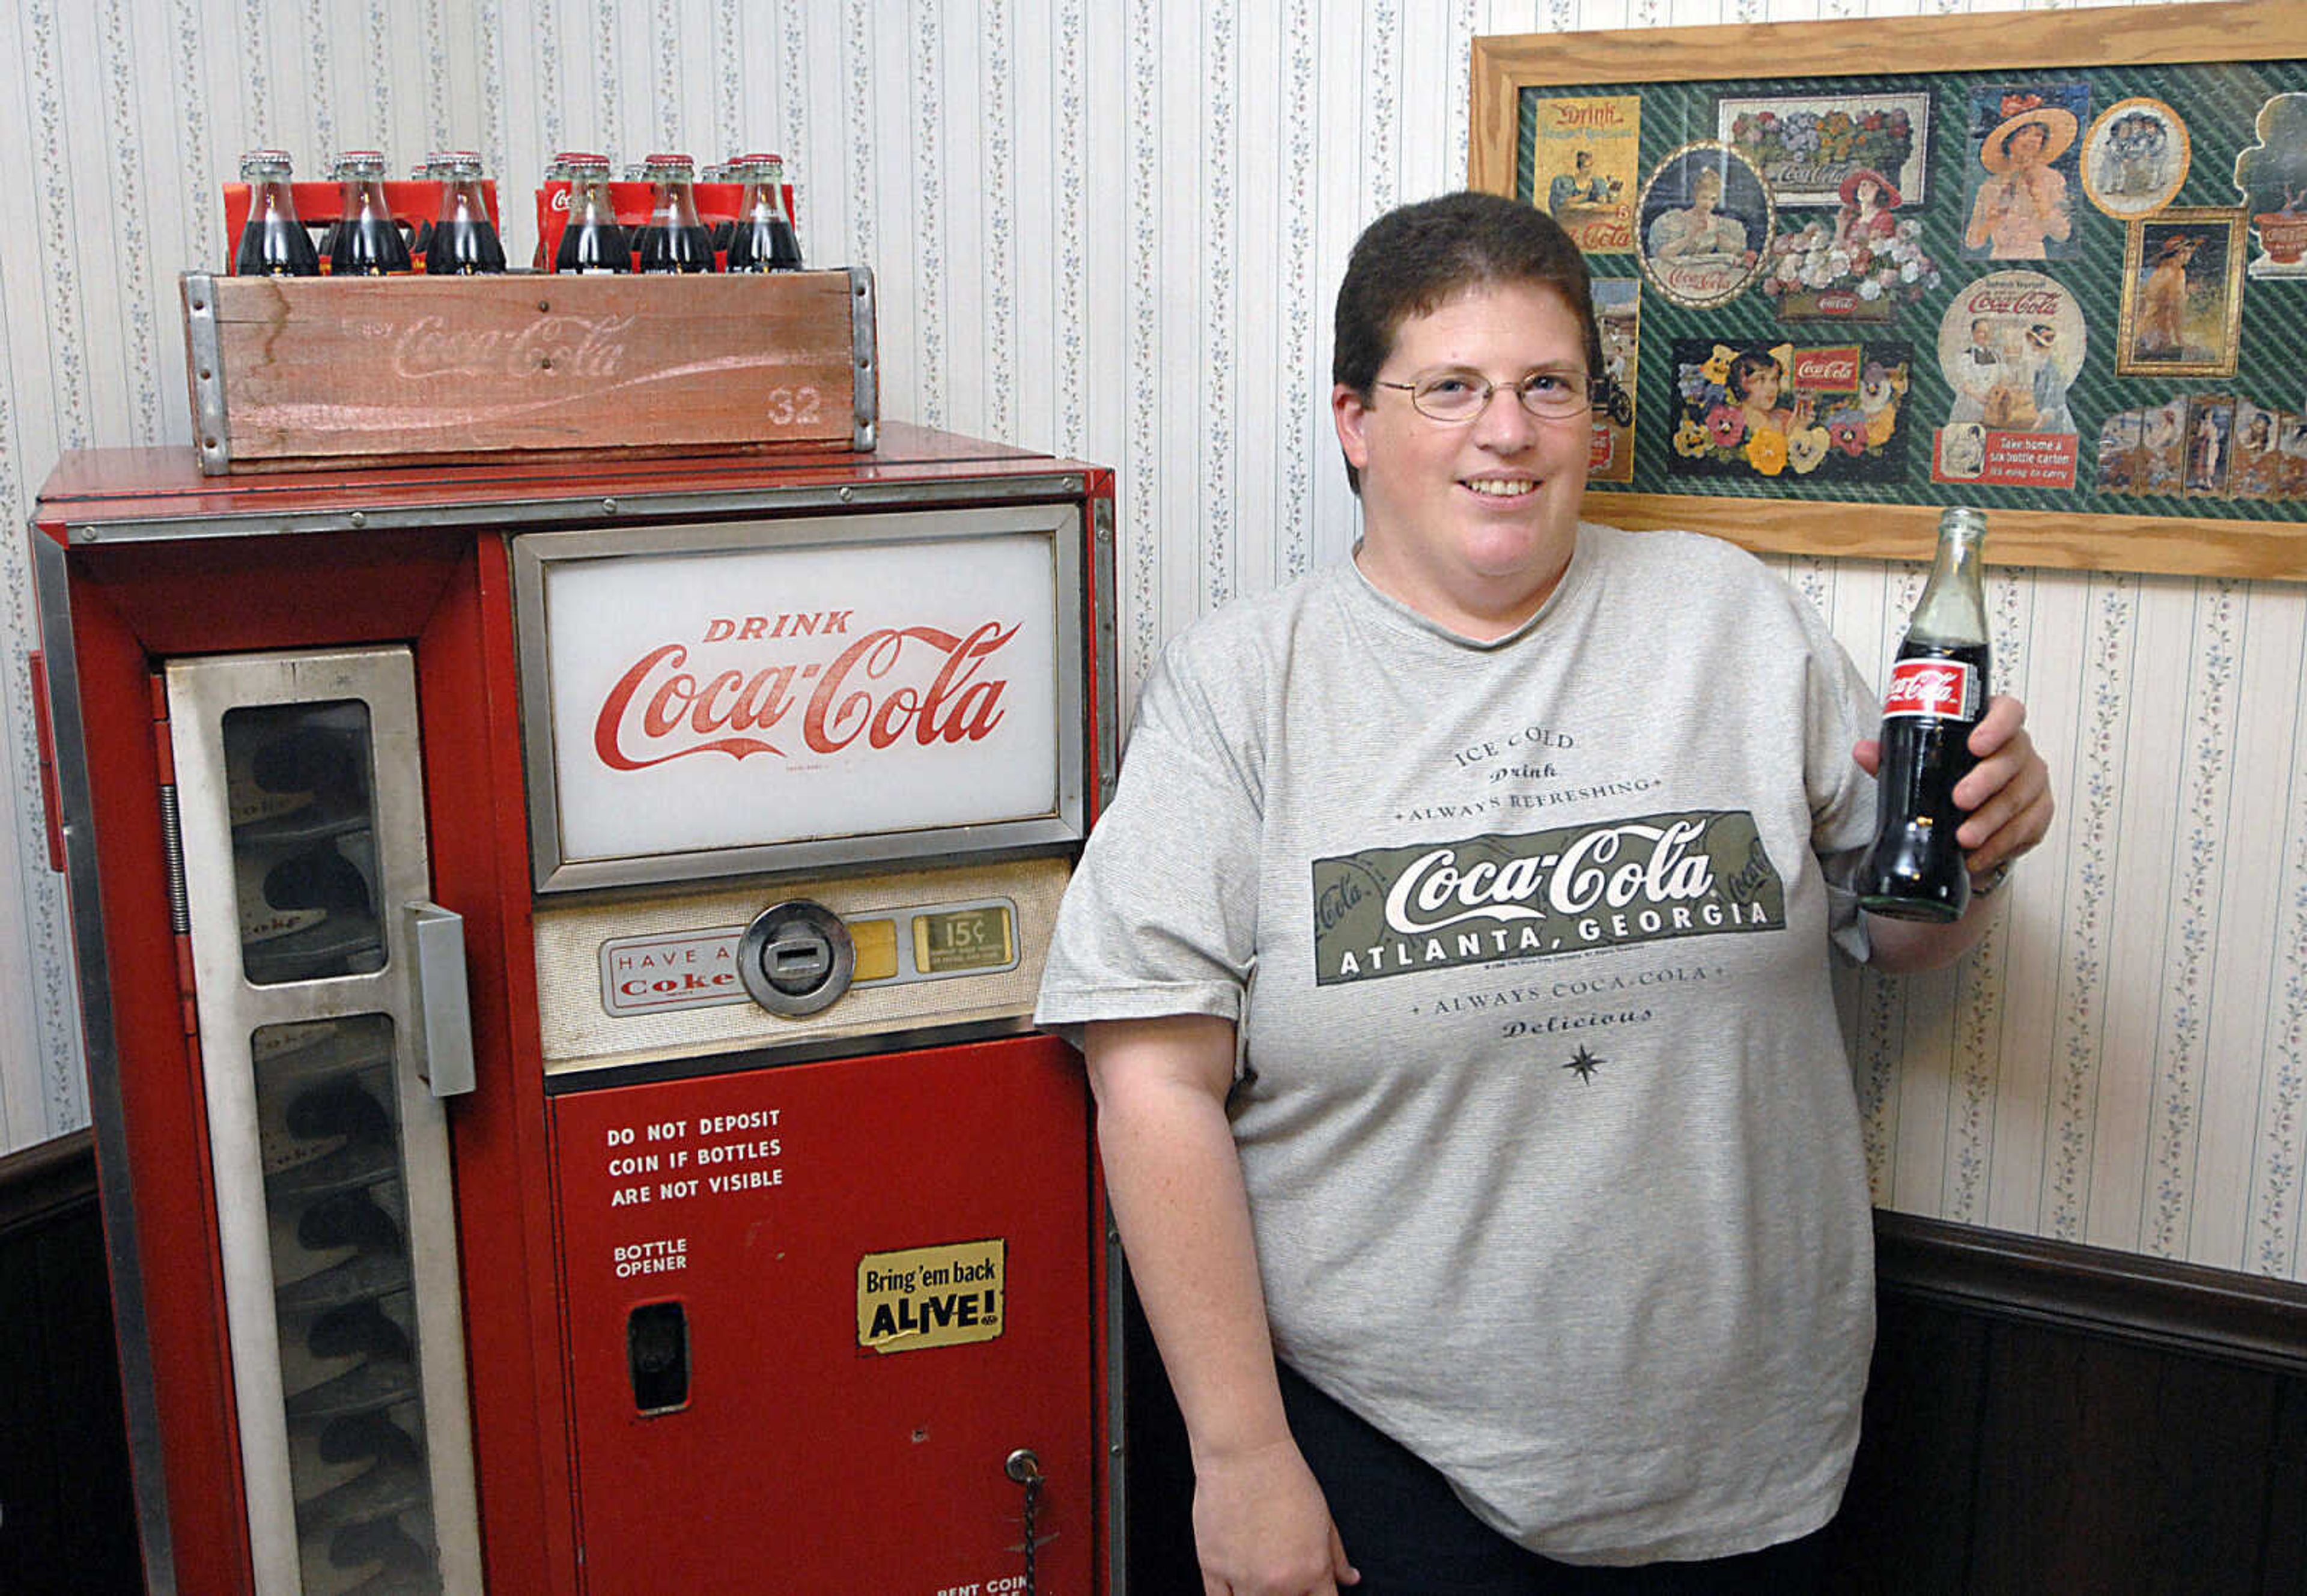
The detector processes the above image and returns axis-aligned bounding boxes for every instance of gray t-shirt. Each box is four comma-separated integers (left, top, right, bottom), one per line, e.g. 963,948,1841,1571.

1038,522,1882,1564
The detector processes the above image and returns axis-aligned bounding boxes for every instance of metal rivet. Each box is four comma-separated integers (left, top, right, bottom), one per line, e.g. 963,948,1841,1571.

348,512,366,528
602,498,618,514
838,487,854,503
538,300,551,312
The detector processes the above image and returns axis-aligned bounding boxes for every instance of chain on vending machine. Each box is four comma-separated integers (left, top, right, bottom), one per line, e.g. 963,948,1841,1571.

32,393,1123,1591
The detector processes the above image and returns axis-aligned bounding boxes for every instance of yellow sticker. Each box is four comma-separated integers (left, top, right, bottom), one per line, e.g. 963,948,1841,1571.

857,1239,1006,1355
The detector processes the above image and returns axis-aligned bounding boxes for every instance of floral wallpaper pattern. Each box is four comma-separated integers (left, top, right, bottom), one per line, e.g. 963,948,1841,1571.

0,0,2296,1288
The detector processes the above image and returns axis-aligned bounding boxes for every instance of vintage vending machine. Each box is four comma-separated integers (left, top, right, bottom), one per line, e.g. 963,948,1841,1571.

31,420,1119,1595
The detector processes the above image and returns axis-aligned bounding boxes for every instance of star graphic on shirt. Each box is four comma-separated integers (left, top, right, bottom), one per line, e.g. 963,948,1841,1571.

1563,1045,1603,1083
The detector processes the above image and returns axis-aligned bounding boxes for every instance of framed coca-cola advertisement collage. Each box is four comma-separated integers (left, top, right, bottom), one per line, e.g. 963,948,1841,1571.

1470,0,2307,582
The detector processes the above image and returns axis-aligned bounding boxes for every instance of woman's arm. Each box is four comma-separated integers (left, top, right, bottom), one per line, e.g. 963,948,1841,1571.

1083,1015,1358,1596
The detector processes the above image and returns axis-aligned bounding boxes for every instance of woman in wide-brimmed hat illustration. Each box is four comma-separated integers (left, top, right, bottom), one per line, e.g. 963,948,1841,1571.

1832,169,1901,251
1964,96,2076,259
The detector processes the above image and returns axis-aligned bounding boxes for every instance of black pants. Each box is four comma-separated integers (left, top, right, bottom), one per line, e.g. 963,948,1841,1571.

1275,1362,1828,1596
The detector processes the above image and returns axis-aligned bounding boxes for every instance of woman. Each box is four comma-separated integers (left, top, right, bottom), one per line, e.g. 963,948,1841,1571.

2137,233,2196,357
1038,192,2052,1595
1647,166,1748,261
1727,347,1813,439
1832,169,1900,250
1964,105,2075,259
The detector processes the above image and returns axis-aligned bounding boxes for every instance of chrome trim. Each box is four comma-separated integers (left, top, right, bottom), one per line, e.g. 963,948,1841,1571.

164,648,482,1595
1090,495,1120,815
1108,1233,1129,1596
512,505,1089,894
408,901,477,1097
34,532,181,1595
538,1011,1039,1094
181,273,231,476
849,265,879,451
60,472,1092,545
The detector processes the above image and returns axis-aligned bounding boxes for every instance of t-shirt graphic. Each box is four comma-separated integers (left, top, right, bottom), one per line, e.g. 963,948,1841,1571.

1311,809,1786,984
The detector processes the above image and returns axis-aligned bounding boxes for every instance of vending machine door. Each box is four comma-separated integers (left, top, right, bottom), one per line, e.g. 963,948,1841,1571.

551,1035,1094,1595
165,646,482,1596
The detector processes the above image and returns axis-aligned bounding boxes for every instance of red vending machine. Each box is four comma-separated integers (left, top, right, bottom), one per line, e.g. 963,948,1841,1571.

31,423,1119,1595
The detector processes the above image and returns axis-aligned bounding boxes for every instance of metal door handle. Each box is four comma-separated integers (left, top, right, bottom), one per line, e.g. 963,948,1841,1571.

406,900,476,1097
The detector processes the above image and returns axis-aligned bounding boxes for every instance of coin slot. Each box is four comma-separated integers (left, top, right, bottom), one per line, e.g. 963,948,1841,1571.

736,900,856,1016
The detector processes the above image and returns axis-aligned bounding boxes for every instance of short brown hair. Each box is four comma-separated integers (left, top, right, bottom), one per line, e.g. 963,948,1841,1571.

1333,192,1600,494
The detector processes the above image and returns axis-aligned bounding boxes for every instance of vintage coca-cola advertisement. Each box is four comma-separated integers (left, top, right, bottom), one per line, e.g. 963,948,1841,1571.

518,511,1075,885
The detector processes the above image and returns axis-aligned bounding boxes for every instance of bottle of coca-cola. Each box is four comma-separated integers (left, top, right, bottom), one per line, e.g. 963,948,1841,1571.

1859,506,1992,921
534,152,575,270
634,154,714,273
724,153,804,272
407,153,444,264
425,151,506,274
698,160,737,260
234,150,321,276
553,154,630,273
329,151,413,275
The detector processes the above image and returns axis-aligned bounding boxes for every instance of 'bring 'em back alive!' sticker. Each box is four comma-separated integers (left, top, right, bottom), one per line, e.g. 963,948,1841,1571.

857,1239,1006,1355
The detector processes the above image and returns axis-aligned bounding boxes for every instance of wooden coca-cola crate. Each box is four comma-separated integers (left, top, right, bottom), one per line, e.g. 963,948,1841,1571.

180,268,877,474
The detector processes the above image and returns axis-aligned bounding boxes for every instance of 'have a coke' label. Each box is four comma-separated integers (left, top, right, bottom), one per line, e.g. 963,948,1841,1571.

1882,658,1980,721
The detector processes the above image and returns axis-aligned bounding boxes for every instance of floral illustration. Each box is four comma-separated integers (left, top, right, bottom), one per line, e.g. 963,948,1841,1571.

1728,105,1918,193
1667,338,1910,484
1761,214,1941,321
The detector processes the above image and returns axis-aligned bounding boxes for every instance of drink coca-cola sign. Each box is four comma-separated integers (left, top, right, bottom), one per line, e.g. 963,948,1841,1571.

591,618,1018,770
518,515,1076,884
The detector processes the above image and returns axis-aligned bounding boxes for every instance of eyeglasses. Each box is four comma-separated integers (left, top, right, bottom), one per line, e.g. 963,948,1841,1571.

1375,369,1602,423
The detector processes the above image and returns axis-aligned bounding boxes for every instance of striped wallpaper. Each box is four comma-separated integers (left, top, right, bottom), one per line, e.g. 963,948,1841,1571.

0,0,2297,1285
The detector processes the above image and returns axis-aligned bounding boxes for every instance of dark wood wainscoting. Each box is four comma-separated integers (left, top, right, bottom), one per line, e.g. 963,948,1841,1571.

1122,1212,2307,1595
7,1131,2303,1595
0,1130,142,1595
1829,1212,2307,1595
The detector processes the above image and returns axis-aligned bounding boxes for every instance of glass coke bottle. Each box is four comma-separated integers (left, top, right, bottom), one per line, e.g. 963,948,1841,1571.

723,153,804,272
634,154,714,273
234,150,321,277
330,151,412,276
552,154,630,274
406,153,443,264
425,152,506,274
1859,507,1993,921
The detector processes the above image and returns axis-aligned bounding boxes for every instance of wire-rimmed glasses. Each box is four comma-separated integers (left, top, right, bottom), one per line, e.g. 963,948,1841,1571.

1375,368,1602,423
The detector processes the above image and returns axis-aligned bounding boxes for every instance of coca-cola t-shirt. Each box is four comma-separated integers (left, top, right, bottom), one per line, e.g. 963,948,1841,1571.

1038,521,1882,1565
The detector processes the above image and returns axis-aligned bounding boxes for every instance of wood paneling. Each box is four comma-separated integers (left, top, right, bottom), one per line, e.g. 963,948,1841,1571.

0,1133,141,1596
1823,1300,1987,1595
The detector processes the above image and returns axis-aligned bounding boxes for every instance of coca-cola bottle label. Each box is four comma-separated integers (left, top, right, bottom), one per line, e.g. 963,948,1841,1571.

1882,657,1980,721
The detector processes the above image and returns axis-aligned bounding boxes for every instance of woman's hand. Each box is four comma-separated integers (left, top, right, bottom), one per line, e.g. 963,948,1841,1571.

1944,693,2053,875
1193,1437,1358,1596
1855,693,2054,972
1853,693,2052,877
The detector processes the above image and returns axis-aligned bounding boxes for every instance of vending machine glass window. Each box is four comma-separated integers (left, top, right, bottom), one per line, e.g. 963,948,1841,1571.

167,648,481,1596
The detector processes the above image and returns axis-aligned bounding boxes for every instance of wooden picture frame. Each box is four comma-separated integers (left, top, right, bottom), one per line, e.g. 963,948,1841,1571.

1470,0,2307,582
2117,208,2247,377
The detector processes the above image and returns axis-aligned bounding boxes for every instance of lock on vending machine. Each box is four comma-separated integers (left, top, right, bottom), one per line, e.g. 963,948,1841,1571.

509,499,1119,1594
